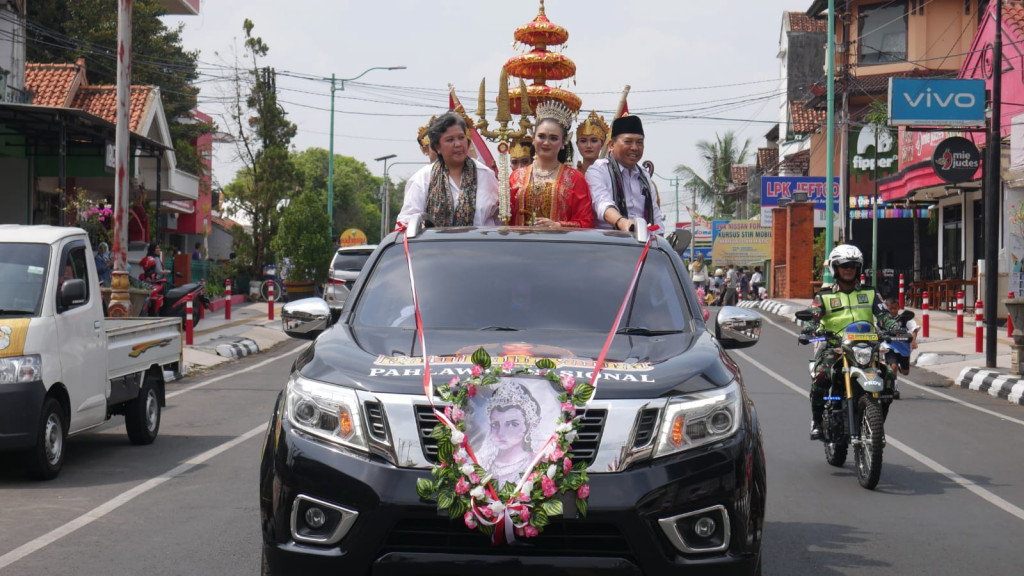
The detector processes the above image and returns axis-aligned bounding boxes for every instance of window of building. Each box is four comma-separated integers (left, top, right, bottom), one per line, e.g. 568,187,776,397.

858,1,908,65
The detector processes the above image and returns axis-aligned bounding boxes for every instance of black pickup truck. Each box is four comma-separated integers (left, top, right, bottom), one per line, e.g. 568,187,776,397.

260,220,766,576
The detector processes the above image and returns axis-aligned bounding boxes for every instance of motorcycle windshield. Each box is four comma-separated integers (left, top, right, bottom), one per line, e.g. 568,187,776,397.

843,321,877,341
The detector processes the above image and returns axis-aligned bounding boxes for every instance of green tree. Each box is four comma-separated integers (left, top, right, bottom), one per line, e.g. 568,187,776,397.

291,148,383,242
272,188,333,286
674,132,751,219
26,0,214,175
222,20,298,277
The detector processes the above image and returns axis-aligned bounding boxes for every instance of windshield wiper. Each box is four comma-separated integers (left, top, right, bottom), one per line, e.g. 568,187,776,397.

479,326,520,331
0,309,34,316
615,327,684,336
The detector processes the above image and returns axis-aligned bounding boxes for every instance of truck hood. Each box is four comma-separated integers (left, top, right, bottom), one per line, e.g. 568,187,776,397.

294,324,740,398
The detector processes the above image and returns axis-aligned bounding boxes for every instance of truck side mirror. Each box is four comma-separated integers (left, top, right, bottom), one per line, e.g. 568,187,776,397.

59,278,87,310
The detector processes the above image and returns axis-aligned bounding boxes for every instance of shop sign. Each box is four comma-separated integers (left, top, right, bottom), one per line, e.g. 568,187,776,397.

889,78,986,127
931,137,981,184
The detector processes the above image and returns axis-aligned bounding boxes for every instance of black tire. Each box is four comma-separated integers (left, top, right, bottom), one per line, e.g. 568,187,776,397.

125,375,161,445
855,397,885,490
261,547,274,576
822,410,847,467
27,397,67,480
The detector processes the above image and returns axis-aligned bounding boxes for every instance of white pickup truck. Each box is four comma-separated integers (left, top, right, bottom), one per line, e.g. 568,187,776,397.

0,225,183,480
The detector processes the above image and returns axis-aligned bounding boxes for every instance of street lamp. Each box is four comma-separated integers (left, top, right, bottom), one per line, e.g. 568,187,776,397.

374,154,397,241
325,65,406,243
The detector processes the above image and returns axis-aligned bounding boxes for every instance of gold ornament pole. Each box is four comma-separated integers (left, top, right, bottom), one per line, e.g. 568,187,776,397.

476,66,532,224
599,84,631,160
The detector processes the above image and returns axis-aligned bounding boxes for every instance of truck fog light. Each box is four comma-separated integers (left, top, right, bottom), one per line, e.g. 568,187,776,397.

693,516,716,538
305,507,327,529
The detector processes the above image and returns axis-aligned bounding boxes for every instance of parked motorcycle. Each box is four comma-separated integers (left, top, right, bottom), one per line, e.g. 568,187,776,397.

139,272,210,327
795,309,913,490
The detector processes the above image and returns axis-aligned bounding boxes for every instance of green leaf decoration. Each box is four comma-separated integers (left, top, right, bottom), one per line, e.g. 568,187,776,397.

416,478,435,501
438,490,456,511
479,524,494,536
573,383,595,404
436,440,454,463
430,423,449,440
535,358,556,370
541,499,563,518
448,498,468,519
471,347,491,369
532,508,550,528
576,497,588,517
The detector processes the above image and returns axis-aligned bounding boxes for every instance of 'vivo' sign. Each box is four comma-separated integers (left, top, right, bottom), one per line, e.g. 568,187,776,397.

888,78,986,127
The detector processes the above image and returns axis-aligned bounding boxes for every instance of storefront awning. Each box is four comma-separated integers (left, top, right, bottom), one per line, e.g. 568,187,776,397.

877,159,981,203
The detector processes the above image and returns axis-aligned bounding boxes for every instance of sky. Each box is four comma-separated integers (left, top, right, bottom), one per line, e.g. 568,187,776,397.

165,0,809,227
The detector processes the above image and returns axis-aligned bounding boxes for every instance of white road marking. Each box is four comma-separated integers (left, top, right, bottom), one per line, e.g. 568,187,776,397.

0,346,300,570
757,313,1024,428
734,347,1024,523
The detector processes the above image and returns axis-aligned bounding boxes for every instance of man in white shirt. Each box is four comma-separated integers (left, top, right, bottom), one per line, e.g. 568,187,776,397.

586,115,665,235
397,112,500,228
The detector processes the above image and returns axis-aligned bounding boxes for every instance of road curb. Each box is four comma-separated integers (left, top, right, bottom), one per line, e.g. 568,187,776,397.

215,337,259,359
956,367,1024,406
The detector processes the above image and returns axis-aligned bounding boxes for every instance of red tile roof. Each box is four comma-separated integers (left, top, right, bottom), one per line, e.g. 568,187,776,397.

758,147,779,176
25,60,154,132
787,11,827,33
1004,2,1024,39
790,101,825,134
25,62,84,107
731,164,751,185
781,150,810,176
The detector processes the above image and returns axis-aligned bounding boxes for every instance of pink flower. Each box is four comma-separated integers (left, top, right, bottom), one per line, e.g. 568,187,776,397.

541,476,557,498
467,385,477,398
518,491,531,503
563,457,572,475
451,407,465,422
455,477,470,495
469,472,481,484
502,359,514,371
577,484,590,499
471,365,483,377
518,506,530,521
560,374,576,393
547,448,564,462
464,510,478,529
480,505,493,518
522,525,539,538
449,376,460,387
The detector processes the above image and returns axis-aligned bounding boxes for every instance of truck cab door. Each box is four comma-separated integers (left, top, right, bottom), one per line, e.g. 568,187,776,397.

55,241,107,433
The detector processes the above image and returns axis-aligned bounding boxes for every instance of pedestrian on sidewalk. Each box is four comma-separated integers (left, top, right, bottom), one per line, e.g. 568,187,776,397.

881,296,920,399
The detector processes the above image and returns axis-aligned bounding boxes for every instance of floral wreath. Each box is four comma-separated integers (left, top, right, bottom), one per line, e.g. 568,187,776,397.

416,347,592,541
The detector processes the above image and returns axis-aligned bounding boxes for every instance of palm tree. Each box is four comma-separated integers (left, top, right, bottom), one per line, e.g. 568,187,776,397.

674,132,751,219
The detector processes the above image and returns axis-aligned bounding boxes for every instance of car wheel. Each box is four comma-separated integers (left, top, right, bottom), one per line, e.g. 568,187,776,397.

27,397,67,480
125,374,161,445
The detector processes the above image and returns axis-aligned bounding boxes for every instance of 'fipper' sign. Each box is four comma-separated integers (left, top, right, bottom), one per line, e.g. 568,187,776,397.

760,176,840,228
888,78,987,127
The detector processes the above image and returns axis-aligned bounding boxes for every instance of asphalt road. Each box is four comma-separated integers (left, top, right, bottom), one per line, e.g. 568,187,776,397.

2,314,1023,575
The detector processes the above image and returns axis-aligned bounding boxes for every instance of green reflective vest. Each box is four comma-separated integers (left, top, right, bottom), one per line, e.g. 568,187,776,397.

819,289,877,333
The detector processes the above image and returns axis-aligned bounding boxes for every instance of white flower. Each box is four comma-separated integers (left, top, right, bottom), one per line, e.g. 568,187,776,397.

521,481,534,494
460,462,475,476
564,430,578,444
470,486,486,500
451,430,465,444
555,422,573,434
489,501,505,516
546,464,557,478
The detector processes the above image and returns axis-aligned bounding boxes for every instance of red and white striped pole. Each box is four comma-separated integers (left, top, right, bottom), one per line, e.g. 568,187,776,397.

185,293,194,346
976,299,984,354
860,272,866,285
268,280,275,321
956,291,964,338
1009,292,1015,338
922,290,930,338
225,278,232,321
898,273,905,310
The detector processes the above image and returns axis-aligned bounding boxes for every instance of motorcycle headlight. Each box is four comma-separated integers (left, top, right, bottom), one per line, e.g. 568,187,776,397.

285,375,367,453
654,381,742,458
0,355,41,384
852,345,873,367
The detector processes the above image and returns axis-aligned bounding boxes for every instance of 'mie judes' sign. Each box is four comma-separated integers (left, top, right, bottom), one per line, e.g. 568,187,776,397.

931,136,981,184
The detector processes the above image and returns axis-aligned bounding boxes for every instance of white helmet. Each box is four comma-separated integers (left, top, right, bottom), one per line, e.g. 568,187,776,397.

827,244,863,278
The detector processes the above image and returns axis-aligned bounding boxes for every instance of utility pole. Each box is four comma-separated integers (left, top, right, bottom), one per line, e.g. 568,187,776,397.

985,0,1003,368
824,0,836,283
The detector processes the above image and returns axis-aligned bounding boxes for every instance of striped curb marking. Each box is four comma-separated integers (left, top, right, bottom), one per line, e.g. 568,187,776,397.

956,367,1024,406
215,338,259,359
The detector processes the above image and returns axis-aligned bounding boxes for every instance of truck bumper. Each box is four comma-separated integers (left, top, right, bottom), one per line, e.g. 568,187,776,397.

260,393,766,576
0,380,45,450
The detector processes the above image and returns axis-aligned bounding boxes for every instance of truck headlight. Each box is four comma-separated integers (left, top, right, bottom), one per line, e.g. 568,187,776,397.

0,355,41,384
654,381,742,458
285,375,367,453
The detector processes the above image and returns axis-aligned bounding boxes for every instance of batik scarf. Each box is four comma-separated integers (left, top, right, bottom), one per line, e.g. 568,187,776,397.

606,156,653,223
424,158,478,227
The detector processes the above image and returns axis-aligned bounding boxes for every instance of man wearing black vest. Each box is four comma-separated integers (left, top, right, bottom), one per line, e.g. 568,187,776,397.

586,115,665,234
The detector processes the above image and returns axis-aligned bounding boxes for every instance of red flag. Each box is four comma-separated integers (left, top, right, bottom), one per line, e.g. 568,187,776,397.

449,86,497,173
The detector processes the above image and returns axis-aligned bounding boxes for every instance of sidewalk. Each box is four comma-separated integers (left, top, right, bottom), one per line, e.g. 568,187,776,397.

738,298,1024,407
179,298,290,374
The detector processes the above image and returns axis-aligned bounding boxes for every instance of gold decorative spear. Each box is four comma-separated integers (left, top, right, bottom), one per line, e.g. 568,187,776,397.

476,66,533,224
599,84,631,159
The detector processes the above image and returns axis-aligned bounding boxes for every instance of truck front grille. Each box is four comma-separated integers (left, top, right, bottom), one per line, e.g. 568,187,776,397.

414,405,606,467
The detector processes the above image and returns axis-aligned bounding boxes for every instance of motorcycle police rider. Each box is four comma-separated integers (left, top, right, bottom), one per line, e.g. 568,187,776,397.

805,244,899,440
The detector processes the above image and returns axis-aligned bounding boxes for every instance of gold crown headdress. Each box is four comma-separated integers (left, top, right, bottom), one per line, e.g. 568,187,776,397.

417,115,436,148
534,100,576,134
577,110,609,141
509,137,533,159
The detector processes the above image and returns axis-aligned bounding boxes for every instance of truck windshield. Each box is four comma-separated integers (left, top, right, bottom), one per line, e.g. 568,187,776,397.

0,243,50,316
352,240,692,332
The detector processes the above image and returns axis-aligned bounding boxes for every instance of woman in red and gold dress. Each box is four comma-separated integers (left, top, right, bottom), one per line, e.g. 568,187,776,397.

509,101,594,228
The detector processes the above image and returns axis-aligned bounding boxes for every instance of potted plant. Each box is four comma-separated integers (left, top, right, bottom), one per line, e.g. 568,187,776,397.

271,189,333,300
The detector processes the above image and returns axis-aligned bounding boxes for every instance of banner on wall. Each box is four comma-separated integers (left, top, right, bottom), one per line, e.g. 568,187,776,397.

710,220,772,268
760,176,840,228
